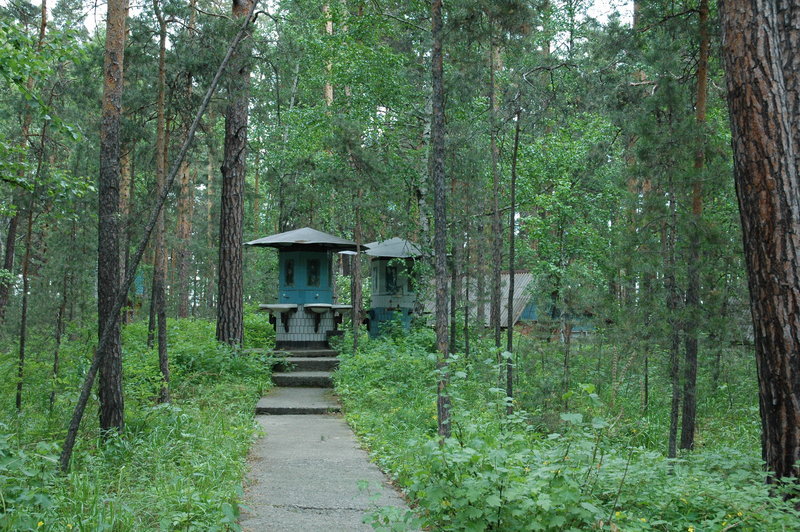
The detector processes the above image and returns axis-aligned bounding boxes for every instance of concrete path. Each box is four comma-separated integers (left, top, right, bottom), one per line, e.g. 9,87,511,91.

241,414,410,531
241,348,414,531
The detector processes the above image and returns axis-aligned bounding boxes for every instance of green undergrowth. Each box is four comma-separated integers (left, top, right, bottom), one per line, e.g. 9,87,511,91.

334,329,800,531
0,312,274,531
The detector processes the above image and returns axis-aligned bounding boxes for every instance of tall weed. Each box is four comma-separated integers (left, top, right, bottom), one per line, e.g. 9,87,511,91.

335,330,800,531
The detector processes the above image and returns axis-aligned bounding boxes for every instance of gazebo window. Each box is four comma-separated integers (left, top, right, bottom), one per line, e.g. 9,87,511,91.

386,265,399,294
285,259,295,286
307,259,320,287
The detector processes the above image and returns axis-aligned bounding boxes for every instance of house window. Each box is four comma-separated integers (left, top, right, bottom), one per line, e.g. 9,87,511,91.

285,259,294,286
307,259,320,287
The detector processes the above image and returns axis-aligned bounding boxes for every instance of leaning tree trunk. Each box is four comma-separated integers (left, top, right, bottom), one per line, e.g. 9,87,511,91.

431,0,450,440
216,0,255,345
98,0,127,433
719,0,800,483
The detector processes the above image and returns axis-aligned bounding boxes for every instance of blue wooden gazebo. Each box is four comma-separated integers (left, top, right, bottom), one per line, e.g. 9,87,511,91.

364,238,423,337
246,227,357,348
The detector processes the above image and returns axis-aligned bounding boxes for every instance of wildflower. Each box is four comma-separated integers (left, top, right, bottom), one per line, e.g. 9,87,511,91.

615,511,622,519
688,527,695,532
524,466,531,473
37,523,43,529
67,526,73,530
737,511,743,517
640,518,647,522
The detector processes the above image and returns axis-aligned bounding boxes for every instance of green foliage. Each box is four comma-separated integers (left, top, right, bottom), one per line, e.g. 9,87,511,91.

242,304,276,350
0,316,270,531
335,332,800,531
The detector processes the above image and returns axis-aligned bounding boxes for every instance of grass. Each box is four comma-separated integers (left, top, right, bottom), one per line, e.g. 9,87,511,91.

0,310,274,531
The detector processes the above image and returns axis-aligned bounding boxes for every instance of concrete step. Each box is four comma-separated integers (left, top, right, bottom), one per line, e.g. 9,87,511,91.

284,349,338,358
276,357,339,372
272,371,333,388
256,387,340,415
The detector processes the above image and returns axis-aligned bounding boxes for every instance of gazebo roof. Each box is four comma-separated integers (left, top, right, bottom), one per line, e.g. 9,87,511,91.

364,237,423,258
245,227,358,251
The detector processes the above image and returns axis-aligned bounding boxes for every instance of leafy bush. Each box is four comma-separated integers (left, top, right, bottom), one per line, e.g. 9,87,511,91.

334,330,800,531
243,304,275,350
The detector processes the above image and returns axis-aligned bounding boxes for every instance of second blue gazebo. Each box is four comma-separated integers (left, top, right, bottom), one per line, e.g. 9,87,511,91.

364,237,423,337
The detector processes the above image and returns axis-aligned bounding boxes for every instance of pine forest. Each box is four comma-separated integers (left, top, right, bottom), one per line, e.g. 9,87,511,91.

1,0,800,530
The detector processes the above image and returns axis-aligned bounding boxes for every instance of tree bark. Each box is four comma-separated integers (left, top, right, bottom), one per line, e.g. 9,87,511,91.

489,36,502,350
154,0,170,403
216,0,255,345
323,3,334,105
719,0,800,483
119,145,134,323
506,109,521,415
680,0,709,452
98,0,127,433
51,263,69,411
431,0,450,440
16,203,34,411
176,0,197,319
353,195,362,352
206,139,216,310
0,210,19,323
176,158,193,318
665,174,680,459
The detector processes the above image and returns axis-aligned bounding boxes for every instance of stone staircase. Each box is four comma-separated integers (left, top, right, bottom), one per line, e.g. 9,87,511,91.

256,349,341,415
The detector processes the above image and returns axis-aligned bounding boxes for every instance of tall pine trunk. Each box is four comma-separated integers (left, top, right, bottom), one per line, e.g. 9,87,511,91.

506,109,521,415
98,0,127,433
665,174,680,459
489,36,502,350
719,0,800,483
16,203,34,411
431,0,450,440
216,0,255,345
153,0,170,402
680,0,709,451
206,139,216,311
176,0,197,319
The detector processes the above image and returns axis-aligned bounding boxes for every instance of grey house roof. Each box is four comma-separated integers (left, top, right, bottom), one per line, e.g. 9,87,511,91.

364,238,423,258
245,227,358,251
423,271,534,328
